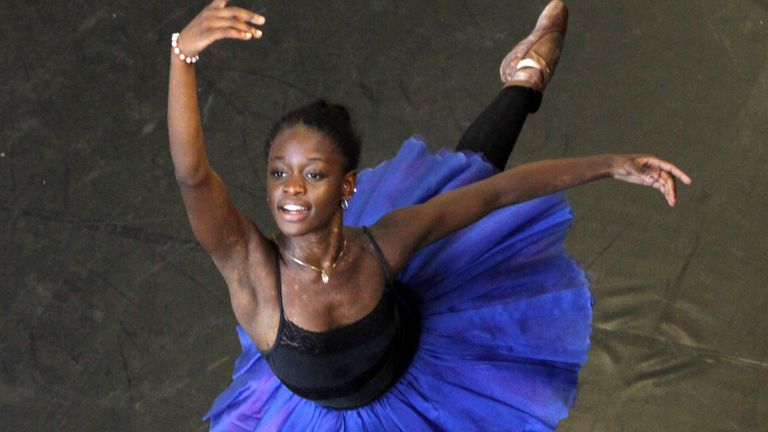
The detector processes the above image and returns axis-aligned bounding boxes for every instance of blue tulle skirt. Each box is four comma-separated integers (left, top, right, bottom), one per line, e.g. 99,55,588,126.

205,137,593,431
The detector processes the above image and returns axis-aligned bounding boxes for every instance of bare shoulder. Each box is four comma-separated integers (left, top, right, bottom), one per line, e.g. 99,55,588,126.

366,215,420,277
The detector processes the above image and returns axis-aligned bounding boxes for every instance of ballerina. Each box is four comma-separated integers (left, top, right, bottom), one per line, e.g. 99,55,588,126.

167,1,691,430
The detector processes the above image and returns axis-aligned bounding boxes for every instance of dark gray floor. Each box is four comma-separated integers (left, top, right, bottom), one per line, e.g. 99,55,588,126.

2,1,767,430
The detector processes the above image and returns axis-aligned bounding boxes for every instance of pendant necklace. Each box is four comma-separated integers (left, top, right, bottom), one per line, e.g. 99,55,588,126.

273,234,347,284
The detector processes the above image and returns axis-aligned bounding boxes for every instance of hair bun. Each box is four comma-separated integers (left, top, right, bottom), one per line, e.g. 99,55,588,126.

265,100,362,171
311,99,351,124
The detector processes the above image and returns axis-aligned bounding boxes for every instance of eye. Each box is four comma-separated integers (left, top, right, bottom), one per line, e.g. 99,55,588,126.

305,171,326,181
270,169,287,179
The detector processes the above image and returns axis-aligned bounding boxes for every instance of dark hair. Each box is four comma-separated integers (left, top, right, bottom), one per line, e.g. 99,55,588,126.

264,100,361,172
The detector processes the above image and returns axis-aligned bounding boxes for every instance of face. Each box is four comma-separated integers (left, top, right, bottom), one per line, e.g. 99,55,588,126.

267,124,356,237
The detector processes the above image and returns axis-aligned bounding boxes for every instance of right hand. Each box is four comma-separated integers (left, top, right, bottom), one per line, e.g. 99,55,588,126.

176,0,266,57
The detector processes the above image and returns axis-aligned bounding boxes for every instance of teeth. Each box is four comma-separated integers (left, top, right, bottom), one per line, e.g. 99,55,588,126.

282,204,306,212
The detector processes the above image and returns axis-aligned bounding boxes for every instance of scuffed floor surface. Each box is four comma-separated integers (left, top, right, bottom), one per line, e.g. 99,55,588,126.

1,1,766,430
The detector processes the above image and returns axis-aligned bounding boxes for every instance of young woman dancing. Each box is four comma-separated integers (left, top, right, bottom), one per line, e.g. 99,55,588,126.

167,1,691,430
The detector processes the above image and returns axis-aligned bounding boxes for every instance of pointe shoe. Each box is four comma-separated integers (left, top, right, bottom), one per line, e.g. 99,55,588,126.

499,0,568,91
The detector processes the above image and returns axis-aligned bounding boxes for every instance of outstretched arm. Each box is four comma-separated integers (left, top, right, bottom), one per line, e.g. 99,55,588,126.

373,153,692,273
168,0,266,277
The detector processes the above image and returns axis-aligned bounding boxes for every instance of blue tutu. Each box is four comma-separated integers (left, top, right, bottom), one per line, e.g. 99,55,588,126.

205,137,593,431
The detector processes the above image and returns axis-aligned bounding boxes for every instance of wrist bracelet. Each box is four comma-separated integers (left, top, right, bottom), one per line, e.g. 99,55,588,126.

171,32,199,64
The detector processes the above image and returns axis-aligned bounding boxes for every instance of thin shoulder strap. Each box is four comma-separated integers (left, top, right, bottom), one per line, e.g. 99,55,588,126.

362,226,393,287
274,247,286,319
258,244,287,355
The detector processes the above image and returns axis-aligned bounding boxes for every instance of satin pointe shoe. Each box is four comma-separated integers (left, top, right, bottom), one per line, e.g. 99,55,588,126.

499,0,569,92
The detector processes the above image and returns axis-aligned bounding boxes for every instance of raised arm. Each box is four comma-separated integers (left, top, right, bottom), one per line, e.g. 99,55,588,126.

168,1,266,271
373,154,692,273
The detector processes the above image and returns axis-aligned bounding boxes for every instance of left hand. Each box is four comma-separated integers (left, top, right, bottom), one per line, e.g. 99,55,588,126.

611,155,692,207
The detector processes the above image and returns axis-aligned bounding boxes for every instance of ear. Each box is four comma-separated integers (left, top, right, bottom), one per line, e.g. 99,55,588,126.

342,170,357,199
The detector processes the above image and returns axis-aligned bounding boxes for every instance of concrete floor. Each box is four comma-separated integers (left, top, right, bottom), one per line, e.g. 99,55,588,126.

2,0,766,430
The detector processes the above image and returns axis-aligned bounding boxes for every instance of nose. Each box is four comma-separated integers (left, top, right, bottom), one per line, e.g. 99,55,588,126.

283,173,306,195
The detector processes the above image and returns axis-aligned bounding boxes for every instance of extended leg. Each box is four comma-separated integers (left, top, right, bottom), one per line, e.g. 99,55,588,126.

456,86,541,171
455,1,568,171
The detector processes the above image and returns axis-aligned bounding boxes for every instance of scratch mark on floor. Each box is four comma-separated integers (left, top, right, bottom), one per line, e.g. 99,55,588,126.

75,258,139,309
0,202,196,248
206,355,231,371
165,259,227,305
119,340,137,405
586,229,623,269
132,243,194,285
652,206,708,336
208,65,320,99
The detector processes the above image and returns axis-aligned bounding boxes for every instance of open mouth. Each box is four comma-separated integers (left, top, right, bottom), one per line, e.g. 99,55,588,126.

281,203,308,213
278,203,310,220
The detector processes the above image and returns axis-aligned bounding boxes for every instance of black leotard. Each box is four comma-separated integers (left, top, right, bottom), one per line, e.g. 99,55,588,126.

261,227,419,409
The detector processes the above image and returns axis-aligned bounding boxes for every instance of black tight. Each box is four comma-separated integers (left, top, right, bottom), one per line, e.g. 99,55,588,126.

455,86,542,171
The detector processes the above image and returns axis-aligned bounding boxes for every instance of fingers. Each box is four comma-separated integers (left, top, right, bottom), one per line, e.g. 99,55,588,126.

637,156,692,185
616,155,690,207
666,171,677,206
219,6,266,26
209,17,262,38
632,163,675,206
219,27,259,41
208,0,228,9
649,169,677,207
657,170,676,206
206,1,264,25
202,6,266,41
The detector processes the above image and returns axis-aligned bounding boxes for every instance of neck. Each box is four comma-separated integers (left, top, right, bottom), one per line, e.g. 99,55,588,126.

277,221,346,269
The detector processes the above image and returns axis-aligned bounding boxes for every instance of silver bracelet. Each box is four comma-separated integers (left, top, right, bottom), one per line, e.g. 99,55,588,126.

171,32,199,64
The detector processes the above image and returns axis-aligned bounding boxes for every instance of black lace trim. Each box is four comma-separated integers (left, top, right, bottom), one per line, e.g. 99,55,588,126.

280,319,324,354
